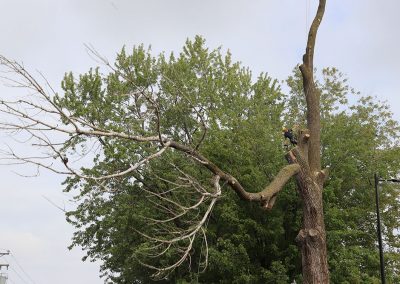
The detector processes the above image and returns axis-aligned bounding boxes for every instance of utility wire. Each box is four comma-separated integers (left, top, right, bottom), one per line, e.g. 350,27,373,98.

10,254,37,284
9,265,29,284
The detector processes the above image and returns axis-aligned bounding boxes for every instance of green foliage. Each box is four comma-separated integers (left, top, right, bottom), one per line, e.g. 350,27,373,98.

60,37,400,283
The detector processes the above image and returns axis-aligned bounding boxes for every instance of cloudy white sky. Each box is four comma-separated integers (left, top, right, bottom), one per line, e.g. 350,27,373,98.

0,0,399,283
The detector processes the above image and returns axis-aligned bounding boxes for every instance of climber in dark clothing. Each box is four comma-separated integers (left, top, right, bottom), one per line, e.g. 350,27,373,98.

282,127,297,147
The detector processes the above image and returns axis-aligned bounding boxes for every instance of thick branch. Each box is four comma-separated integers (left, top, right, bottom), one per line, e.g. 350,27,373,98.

252,164,300,209
315,167,330,186
218,162,300,210
168,142,299,209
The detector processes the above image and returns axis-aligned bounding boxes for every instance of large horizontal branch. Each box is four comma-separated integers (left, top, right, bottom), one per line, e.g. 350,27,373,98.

167,141,299,208
170,137,301,207
245,164,300,209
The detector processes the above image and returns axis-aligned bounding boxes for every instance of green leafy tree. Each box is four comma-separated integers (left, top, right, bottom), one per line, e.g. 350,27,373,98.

1,0,400,282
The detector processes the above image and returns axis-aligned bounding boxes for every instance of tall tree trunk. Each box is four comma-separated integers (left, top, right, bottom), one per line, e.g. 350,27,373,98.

288,146,329,283
297,0,329,282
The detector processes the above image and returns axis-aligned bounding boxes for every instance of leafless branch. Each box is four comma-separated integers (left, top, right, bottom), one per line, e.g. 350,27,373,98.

135,173,221,279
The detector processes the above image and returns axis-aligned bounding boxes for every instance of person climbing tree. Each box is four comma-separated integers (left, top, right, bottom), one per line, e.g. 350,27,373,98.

283,127,298,147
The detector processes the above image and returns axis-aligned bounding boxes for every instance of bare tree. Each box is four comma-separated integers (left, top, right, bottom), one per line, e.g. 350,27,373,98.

0,0,329,282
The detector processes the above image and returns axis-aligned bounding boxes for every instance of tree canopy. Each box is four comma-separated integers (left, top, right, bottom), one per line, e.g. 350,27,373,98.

25,37,397,283
0,2,399,281
61,37,288,282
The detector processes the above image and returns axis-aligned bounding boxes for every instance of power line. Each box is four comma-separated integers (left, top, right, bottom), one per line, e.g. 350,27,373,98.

10,254,37,284
1,250,37,284
9,265,29,284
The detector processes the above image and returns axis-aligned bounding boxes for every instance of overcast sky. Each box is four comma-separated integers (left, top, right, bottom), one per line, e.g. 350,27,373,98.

1,1,399,283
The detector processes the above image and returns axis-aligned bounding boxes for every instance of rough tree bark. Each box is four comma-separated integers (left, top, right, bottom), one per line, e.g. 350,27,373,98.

297,0,329,282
